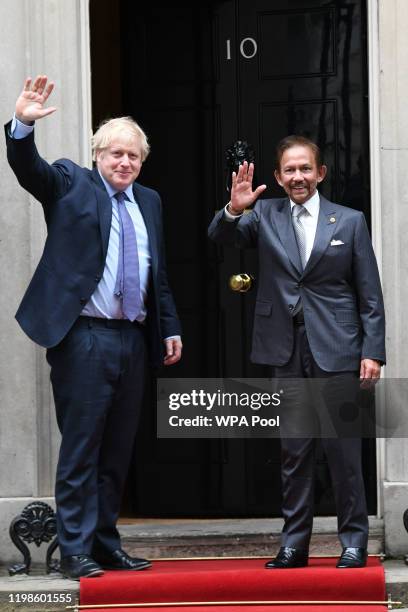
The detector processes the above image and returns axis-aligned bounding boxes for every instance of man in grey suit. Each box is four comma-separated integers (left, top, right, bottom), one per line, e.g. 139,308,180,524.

208,135,385,569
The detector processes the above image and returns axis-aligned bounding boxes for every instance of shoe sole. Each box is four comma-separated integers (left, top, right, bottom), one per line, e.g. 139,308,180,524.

84,569,105,577
101,562,152,571
62,569,105,580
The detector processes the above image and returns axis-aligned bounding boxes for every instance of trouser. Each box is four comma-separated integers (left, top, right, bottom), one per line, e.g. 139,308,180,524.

271,318,368,550
46,316,146,557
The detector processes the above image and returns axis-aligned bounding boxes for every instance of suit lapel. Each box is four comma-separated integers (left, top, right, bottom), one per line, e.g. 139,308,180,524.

133,182,158,277
271,198,303,275
303,195,340,276
91,168,112,262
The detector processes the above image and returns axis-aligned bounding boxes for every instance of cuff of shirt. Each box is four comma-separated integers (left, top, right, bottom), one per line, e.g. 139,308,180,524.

164,335,181,342
10,114,35,139
224,202,243,221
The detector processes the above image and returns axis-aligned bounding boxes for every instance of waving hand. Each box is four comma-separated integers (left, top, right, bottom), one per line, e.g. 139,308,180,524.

15,75,57,125
229,161,267,214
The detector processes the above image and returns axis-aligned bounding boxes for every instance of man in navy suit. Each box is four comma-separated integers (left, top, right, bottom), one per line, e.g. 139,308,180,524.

209,136,385,569
6,75,182,579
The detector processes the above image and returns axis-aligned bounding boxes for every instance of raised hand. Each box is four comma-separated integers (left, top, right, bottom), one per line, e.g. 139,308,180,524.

15,75,57,125
230,161,267,214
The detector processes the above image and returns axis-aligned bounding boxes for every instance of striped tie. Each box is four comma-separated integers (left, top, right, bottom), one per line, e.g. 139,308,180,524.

292,204,308,270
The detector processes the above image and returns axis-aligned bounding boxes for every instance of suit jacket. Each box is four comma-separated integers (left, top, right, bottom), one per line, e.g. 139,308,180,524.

208,196,386,372
5,122,181,367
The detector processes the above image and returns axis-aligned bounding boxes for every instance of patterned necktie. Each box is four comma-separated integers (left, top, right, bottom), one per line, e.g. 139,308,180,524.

114,192,141,321
292,204,308,270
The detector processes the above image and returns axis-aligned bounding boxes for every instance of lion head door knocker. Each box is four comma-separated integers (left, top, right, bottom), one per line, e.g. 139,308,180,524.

225,140,255,193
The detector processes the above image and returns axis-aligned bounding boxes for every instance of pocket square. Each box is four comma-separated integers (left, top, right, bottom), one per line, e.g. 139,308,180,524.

330,239,344,246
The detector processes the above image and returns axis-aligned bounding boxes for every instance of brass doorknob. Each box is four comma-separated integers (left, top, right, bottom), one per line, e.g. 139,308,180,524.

229,273,253,293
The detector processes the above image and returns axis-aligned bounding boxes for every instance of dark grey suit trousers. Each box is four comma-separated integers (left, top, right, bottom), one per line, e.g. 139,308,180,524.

271,318,369,550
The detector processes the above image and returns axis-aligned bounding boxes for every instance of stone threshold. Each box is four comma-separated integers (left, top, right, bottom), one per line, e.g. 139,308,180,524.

119,515,384,557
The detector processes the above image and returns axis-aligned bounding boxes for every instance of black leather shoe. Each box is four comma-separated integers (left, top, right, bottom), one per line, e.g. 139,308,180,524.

60,555,104,580
265,547,308,569
336,547,367,568
94,549,152,571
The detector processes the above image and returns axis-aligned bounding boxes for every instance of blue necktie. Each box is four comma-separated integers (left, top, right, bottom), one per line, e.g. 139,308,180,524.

114,192,141,321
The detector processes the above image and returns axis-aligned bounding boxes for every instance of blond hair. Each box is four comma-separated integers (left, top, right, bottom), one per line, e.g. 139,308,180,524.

92,116,150,162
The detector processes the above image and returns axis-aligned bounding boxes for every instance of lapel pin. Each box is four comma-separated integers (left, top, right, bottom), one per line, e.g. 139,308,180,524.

330,216,336,223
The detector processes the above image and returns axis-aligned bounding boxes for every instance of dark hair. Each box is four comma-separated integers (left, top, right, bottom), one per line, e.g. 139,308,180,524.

275,135,322,170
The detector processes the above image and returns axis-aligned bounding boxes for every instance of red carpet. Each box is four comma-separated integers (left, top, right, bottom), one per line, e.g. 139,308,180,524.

79,557,387,611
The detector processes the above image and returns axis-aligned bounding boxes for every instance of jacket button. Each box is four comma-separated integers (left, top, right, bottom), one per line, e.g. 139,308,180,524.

80,297,87,304
288,304,294,310
95,276,101,282
297,283,303,289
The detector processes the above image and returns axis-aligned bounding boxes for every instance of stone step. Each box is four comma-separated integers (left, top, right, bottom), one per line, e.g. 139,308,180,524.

119,516,384,559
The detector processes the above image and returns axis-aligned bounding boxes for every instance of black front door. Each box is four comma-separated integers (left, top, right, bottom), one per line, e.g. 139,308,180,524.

90,0,376,517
